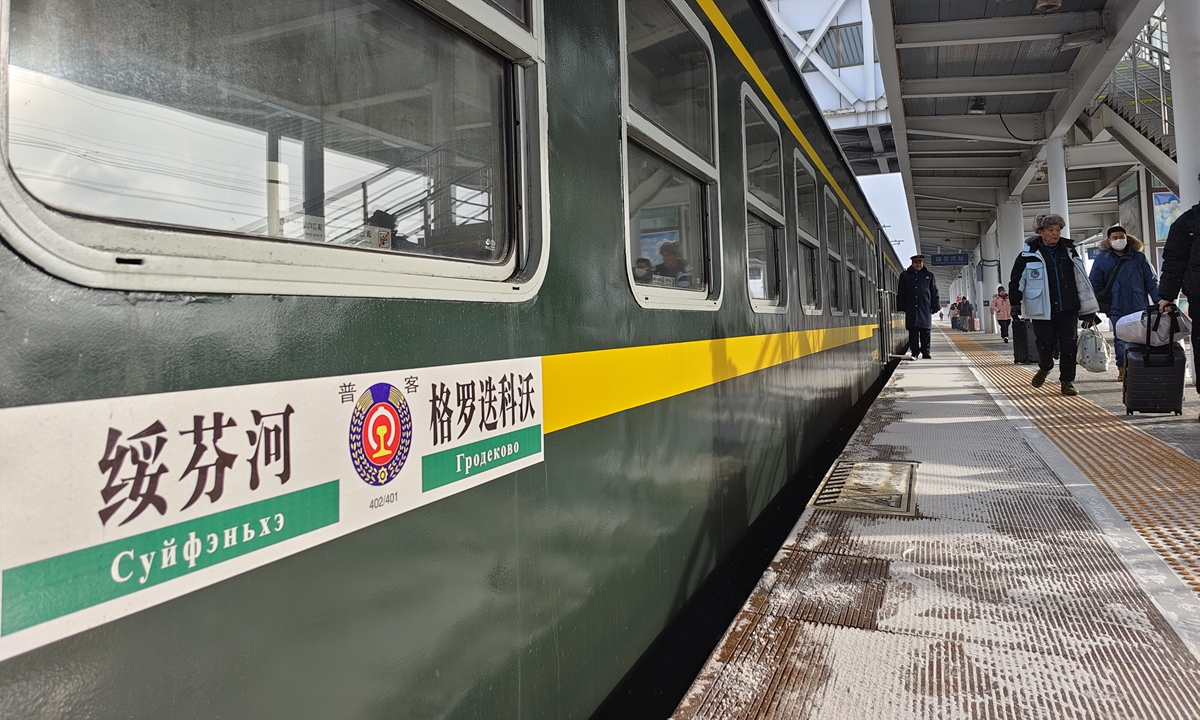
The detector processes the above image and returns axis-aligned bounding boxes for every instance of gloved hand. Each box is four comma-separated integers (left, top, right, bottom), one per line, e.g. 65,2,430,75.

1079,313,1098,327
1011,304,1021,321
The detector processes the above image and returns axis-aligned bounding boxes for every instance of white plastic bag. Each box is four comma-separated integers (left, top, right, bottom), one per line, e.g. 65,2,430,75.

1073,257,1099,314
1077,325,1110,373
1114,308,1194,346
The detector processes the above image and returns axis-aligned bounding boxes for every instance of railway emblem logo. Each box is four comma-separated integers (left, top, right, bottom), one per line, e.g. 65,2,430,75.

348,383,413,486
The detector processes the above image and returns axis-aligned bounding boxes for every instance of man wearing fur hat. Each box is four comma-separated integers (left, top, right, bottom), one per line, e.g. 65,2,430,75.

1088,226,1159,381
1008,214,1095,396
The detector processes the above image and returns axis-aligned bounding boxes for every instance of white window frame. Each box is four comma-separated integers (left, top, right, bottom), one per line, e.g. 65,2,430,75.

823,187,843,315
740,85,786,314
0,0,550,302
842,210,858,316
793,151,822,315
620,0,722,311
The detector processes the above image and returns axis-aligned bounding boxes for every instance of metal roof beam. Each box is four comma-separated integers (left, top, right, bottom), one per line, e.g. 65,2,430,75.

909,139,1029,154
913,189,1003,206
866,0,920,240
1064,141,1136,169
907,114,1044,144
910,156,1024,170
894,12,1101,48
902,73,1070,99
911,176,1010,189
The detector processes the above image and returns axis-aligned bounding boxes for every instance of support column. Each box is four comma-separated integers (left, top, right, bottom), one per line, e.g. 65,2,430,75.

996,192,1026,289
1046,136,1071,238
980,232,1000,333
1165,0,1200,206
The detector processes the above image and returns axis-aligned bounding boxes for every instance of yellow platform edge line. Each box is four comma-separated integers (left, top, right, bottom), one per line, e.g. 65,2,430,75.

694,0,899,274
542,324,876,433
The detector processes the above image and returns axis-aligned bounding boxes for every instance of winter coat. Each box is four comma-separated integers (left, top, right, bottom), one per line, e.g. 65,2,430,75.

896,265,940,330
960,300,973,317
990,294,1011,320
1160,204,1200,302
1087,235,1159,320
1009,236,1083,318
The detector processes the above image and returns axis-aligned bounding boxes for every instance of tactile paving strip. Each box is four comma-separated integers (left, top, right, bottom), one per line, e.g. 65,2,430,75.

947,331,1200,597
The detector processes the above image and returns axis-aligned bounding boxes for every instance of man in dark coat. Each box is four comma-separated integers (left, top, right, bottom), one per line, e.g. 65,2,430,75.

1157,195,1200,419
896,254,939,359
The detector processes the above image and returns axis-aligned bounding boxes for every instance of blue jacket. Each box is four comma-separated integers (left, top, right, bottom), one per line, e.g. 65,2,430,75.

1087,237,1159,319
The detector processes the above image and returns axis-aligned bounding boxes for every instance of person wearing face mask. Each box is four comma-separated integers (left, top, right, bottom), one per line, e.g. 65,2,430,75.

633,257,655,285
1009,214,1096,396
1088,226,1159,381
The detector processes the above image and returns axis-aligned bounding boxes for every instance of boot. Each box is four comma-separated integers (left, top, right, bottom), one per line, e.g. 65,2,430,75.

1032,368,1051,388
1117,366,1125,382
1061,382,1079,396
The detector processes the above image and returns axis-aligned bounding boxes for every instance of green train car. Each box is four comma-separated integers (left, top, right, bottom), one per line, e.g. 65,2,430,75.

0,0,906,715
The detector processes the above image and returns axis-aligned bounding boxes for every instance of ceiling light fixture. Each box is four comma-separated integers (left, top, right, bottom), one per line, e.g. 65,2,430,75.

1035,0,1062,12
968,96,987,115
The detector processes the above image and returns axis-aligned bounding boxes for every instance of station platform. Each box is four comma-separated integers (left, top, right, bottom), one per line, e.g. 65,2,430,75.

671,327,1200,719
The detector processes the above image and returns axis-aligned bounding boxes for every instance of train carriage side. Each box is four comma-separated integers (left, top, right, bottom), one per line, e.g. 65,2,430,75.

0,0,903,716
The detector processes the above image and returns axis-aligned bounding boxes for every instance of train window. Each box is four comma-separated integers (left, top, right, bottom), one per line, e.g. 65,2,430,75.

627,144,706,291
486,0,529,24
746,214,781,303
741,87,784,312
626,0,713,162
843,212,857,314
622,0,721,310
794,152,821,313
823,188,842,313
2,0,549,300
795,161,818,237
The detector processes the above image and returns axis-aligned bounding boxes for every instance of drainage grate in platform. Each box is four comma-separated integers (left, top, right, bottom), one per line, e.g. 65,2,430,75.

809,460,917,516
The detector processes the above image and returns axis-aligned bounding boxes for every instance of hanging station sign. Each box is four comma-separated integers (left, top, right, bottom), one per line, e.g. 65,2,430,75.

929,253,969,266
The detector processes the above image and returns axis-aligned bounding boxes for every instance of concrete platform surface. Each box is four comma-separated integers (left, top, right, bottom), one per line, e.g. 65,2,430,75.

672,328,1200,720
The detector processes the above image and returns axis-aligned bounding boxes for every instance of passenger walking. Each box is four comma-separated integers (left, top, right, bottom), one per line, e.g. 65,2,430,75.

990,286,1012,343
1009,214,1095,396
961,298,974,331
1157,191,1200,420
896,254,939,359
1088,226,1159,382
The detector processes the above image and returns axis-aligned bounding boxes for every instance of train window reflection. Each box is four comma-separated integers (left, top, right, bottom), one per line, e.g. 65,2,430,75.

824,189,842,312
746,213,780,302
744,103,781,213
626,0,713,162
796,163,817,236
8,0,515,264
627,143,706,292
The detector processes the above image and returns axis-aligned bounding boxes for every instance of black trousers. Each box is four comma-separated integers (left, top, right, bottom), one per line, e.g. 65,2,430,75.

998,319,1011,340
909,328,931,356
1190,305,1200,393
1032,311,1078,383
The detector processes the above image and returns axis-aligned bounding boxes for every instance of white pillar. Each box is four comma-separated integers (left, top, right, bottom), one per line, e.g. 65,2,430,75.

996,194,1026,290
1165,0,1200,206
981,232,1000,333
1046,136,1071,238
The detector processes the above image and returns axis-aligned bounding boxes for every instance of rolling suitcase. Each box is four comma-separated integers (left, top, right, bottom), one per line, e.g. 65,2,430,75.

1012,318,1039,365
1123,343,1186,415
951,316,960,330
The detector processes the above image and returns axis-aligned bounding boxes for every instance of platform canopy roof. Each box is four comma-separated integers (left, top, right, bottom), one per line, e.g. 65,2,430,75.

867,0,1162,288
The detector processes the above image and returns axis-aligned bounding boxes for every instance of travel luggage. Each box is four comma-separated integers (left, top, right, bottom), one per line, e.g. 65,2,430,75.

1012,318,1039,364
951,316,960,330
1124,304,1186,415
972,318,981,331
1115,306,1193,346
1077,325,1110,373
1123,343,1186,415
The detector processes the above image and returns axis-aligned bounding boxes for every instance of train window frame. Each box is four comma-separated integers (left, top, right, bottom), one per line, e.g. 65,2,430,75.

842,211,857,316
823,187,842,315
620,0,723,311
0,0,550,301
794,151,821,315
741,85,785,314
856,228,869,318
